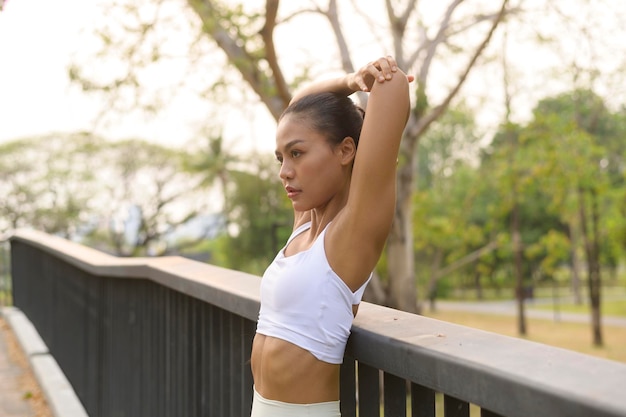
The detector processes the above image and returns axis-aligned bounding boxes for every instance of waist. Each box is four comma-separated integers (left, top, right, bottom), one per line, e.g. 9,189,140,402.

251,334,340,403
251,387,341,417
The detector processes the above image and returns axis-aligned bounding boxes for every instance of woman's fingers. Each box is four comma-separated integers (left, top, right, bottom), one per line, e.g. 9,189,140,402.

370,56,397,82
356,56,410,91
387,55,398,72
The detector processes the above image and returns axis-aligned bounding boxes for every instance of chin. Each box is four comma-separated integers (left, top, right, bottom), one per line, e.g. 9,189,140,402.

292,201,311,212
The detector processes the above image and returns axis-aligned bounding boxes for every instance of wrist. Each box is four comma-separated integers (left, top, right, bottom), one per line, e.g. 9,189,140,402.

345,73,360,94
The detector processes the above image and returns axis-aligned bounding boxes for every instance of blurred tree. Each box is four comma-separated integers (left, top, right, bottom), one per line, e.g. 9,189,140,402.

0,134,214,257
482,121,570,335
78,0,513,312
523,90,623,346
479,88,623,345
0,133,100,238
215,154,293,274
93,139,211,256
184,132,237,224
411,106,493,309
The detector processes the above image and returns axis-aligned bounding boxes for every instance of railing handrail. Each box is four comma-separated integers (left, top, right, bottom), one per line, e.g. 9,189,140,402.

10,229,261,320
10,228,626,417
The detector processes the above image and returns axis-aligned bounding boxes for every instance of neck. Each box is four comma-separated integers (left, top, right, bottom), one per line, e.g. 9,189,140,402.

308,177,350,235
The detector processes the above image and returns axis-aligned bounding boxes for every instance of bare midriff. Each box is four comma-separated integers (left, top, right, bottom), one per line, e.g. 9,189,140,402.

251,333,340,404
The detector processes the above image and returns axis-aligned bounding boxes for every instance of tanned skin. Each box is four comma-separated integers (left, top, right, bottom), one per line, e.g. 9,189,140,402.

251,56,411,404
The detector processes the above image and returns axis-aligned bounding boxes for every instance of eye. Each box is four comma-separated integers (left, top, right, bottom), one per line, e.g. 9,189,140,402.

275,155,283,165
291,150,302,158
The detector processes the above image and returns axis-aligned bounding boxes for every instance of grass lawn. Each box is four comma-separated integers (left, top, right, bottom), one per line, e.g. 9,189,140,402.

425,309,626,363
531,299,626,316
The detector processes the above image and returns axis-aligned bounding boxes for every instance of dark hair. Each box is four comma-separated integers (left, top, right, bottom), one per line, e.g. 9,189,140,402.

280,92,365,148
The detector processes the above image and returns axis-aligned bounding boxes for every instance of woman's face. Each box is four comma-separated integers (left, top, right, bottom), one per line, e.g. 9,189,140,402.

275,114,347,212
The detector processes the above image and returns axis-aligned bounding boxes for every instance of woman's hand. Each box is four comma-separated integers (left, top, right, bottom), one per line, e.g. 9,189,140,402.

348,56,414,92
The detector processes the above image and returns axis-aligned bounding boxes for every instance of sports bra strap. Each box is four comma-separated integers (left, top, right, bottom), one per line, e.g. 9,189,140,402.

286,221,312,246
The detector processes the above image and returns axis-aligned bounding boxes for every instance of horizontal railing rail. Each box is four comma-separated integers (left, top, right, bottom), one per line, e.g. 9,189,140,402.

10,229,626,417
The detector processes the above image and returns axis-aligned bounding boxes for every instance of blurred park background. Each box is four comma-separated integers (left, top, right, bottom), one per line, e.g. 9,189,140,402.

1,0,625,362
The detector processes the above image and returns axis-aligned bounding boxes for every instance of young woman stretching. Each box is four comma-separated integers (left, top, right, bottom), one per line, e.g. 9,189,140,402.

251,56,411,416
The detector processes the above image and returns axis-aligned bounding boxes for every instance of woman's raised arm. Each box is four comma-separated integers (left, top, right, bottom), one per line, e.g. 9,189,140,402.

326,57,411,290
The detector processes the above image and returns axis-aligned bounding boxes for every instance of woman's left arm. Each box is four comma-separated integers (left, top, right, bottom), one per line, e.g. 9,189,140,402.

349,59,410,229
328,58,411,289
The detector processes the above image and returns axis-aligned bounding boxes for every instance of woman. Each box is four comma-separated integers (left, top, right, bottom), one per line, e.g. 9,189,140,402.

251,56,411,416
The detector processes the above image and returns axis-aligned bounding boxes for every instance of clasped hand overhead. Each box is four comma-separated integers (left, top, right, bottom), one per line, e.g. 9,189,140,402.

349,56,415,92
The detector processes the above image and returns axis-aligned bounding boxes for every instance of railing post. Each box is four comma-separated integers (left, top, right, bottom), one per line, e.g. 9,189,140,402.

358,362,380,417
340,358,357,416
444,394,469,417
384,372,407,416
411,383,436,417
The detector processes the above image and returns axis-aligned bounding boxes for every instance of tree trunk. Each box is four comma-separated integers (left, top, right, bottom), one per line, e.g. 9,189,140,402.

427,248,444,312
512,199,527,336
386,158,419,313
578,186,603,346
474,271,483,300
568,219,583,305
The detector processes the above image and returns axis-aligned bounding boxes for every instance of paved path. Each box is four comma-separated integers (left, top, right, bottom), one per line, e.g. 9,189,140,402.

0,308,89,417
433,299,626,328
0,316,44,417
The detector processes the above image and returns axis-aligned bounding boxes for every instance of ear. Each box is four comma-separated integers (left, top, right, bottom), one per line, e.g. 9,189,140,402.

337,136,356,166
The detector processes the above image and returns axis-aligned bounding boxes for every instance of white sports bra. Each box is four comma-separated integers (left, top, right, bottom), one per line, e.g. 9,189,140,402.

256,222,371,364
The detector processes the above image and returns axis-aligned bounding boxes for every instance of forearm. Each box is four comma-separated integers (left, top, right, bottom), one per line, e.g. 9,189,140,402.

289,75,355,105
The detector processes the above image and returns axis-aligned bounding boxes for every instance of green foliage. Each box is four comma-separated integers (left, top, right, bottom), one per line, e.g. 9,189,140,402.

413,106,495,290
215,154,293,275
417,87,626,298
525,230,570,277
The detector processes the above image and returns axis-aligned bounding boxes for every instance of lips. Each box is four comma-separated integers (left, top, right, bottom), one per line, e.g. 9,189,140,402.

285,186,301,199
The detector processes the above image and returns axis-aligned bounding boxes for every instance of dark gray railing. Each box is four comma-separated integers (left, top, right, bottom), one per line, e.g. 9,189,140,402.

10,229,626,417
0,237,11,306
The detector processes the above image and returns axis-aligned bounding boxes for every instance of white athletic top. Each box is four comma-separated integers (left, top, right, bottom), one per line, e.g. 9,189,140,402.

256,222,371,364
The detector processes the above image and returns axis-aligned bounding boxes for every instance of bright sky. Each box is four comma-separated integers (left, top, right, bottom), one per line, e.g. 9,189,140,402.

0,0,100,141
0,0,327,152
0,0,229,148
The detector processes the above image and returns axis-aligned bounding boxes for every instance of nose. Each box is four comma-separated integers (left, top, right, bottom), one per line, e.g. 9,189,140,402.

279,160,294,180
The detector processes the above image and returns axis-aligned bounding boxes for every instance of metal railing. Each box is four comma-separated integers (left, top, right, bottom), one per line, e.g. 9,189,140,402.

0,236,11,307
10,229,626,417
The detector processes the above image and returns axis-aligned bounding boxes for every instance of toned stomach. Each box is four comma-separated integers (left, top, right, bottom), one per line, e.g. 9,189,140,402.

251,333,340,404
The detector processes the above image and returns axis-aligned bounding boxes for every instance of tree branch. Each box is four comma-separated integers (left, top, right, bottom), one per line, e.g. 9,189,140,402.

188,0,286,120
260,0,291,106
409,0,511,138
432,240,500,282
326,0,355,74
